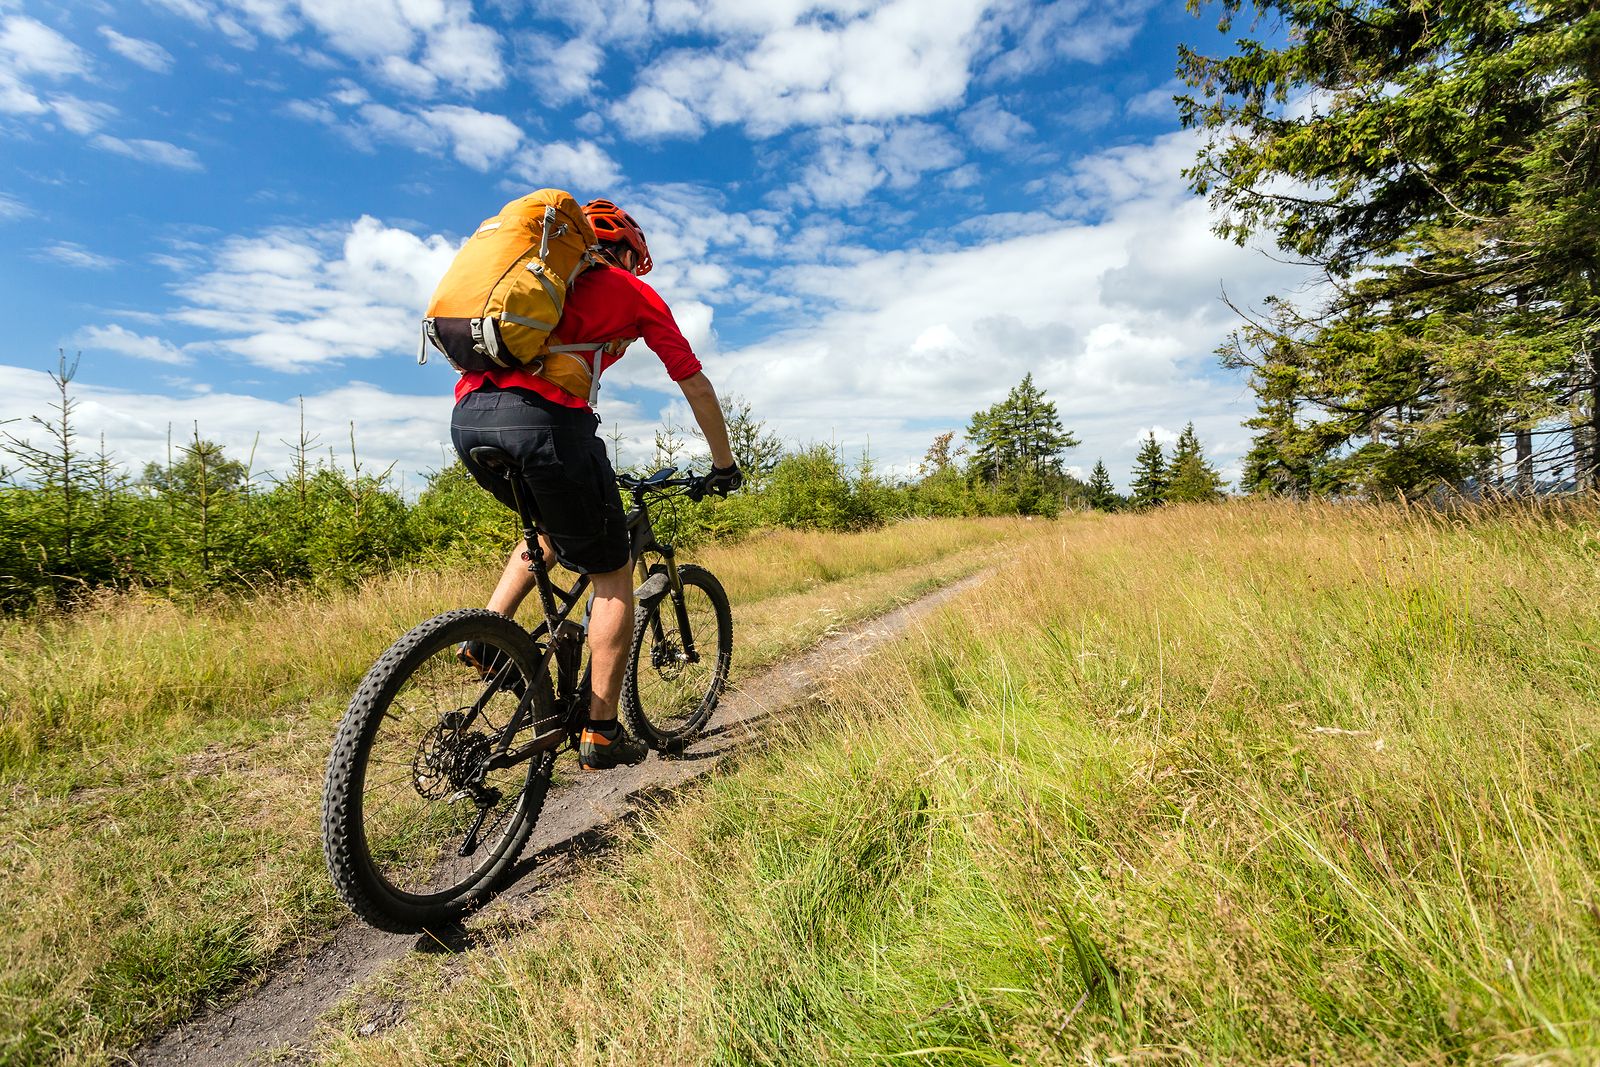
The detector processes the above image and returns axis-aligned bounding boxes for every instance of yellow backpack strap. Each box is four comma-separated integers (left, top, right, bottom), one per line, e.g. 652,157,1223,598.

546,342,607,406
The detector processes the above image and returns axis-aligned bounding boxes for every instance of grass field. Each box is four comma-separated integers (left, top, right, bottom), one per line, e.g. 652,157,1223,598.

312,500,1600,1065
0,516,1031,1066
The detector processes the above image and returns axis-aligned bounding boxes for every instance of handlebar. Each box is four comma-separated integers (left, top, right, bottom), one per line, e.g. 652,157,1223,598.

617,467,705,496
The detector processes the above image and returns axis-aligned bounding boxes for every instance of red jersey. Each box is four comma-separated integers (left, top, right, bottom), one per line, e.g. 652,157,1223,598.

453,264,703,409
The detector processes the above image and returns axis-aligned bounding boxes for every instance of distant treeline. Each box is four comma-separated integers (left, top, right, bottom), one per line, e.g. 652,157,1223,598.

4,363,1229,611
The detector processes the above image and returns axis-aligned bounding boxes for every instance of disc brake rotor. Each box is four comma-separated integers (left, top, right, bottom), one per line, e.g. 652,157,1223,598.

412,710,493,799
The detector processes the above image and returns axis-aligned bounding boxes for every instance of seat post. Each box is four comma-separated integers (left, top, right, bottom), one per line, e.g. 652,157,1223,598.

503,475,561,625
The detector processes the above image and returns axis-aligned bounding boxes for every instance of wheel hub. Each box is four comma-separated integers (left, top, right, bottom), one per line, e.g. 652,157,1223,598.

650,637,685,680
412,711,493,799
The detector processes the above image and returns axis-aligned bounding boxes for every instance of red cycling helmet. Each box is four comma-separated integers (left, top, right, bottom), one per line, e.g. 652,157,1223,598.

582,198,652,276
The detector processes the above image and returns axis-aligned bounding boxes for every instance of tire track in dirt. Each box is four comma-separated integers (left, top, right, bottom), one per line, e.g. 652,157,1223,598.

134,569,987,1067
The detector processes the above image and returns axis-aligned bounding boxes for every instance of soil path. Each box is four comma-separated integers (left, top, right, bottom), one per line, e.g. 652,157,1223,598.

135,569,986,1067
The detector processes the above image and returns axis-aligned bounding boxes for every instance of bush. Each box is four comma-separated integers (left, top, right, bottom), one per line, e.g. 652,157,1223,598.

763,446,885,532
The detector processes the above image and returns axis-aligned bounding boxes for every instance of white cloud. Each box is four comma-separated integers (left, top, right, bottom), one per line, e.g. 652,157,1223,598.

780,121,964,208
571,0,1150,141
0,364,457,487
37,241,118,270
1125,80,1181,121
0,15,90,79
156,0,506,96
611,0,994,139
957,95,1033,152
417,18,506,94
418,104,523,169
878,122,964,188
982,0,1154,78
291,98,524,170
48,95,115,134
78,324,189,365
0,191,27,220
91,134,204,170
99,27,176,73
0,13,92,117
675,131,1310,487
168,215,457,372
515,32,603,105
512,140,623,191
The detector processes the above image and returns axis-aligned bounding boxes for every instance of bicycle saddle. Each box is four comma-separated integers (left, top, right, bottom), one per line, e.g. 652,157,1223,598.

469,446,517,475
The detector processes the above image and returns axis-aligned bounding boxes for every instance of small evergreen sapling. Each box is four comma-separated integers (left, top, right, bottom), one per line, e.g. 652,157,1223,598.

1130,433,1169,508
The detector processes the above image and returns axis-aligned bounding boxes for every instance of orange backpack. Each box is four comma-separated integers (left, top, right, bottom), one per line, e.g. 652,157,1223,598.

420,189,619,405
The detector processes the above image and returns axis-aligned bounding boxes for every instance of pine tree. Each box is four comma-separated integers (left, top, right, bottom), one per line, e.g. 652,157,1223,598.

719,394,784,487
1181,0,1600,497
1129,433,1168,508
1166,423,1226,503
1086,460,1118,511
965,374,1078,483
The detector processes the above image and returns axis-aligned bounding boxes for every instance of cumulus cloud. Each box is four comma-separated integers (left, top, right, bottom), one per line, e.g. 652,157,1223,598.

957,95,1034,152
78,324,189,364
99,27,176,73
554,0,1152,141
511,140,624,191
1125,80,1181,121
290,97,524,170
686,132,1308,487
169,215,457,372
611,0,995,139
781,121,965,208
156,0,507,96
982,0,1155,78
418,105,524,169
513,32,603,105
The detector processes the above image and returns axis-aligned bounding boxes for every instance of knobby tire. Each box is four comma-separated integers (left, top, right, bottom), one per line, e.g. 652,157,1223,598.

621,563,732,749
322,608,556,933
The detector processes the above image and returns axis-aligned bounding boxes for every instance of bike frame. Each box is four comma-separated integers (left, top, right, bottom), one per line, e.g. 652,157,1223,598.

467,465,699,774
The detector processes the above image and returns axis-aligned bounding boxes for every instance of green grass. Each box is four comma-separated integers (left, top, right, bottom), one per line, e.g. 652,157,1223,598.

0,516,1030,1066
316,500,1600,1065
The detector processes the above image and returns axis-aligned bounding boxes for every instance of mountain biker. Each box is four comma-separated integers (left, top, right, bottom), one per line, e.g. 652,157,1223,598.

450,197,742,772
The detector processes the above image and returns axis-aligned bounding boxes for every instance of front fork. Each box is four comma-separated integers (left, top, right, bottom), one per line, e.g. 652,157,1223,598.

638,547,700,664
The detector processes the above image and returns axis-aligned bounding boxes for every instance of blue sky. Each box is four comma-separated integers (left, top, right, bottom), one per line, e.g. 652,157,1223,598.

0,0,1299,492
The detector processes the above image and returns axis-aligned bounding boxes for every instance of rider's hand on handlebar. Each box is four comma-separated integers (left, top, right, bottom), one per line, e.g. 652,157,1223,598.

699,463,743,499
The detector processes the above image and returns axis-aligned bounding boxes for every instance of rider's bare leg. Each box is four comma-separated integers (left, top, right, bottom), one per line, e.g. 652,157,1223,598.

486,543,631,724
584,562,633,723
485,535,558,616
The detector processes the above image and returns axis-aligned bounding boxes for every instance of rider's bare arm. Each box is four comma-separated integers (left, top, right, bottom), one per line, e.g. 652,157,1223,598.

677,371,736,470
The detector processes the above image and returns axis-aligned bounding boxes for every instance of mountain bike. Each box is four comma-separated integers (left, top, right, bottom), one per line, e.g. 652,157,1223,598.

321,447,732,933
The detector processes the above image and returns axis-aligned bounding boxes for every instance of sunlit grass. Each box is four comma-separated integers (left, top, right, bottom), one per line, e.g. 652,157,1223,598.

0,515,1027,1066
319,499,1600,1065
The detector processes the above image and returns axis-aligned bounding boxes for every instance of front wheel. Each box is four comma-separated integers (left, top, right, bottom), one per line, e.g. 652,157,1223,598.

322,609,557,932
621,563,732,749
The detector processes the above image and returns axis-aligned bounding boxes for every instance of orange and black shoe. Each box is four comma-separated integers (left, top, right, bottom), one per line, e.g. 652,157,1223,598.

456,640,499,678
578,720,648,771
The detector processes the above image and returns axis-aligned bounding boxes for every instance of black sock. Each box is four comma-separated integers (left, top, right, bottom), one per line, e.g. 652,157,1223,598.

585,718,619,735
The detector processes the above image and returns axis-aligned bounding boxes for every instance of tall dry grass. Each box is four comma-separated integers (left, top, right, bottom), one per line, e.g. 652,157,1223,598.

322,499,1600,1065
0,515,1024,1066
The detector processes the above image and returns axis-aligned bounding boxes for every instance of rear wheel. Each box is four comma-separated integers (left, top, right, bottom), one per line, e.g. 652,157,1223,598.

621,564,732,749
322,609,558,932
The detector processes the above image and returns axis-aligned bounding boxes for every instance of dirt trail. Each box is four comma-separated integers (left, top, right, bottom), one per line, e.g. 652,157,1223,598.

135,569,986,1067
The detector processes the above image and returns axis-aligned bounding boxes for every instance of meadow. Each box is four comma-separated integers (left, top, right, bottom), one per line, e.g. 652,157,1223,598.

0,515,1029,1065
304,500,1600,1065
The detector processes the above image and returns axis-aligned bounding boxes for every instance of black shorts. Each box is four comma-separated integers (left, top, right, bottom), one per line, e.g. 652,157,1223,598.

451,385,630,575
